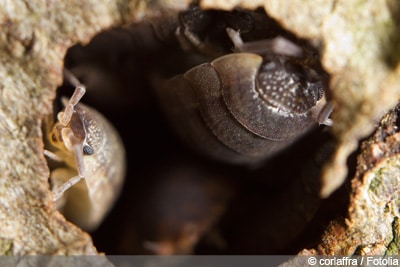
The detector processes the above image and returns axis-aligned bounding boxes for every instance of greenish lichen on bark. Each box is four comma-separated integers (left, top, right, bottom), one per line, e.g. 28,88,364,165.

386,217,400,255
309,104,400,256
1,0,400,257
320,0,400,198
200,0,400,201
0,238,13,256
196,0,400,257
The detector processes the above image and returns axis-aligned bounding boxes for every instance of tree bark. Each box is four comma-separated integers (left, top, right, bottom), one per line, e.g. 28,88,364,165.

0,0,399,256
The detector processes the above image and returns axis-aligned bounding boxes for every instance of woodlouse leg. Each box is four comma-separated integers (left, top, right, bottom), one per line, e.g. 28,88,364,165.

226,27,303,57
44,150,63,162
175,26,202,52
175,26,223,57
318,102,334,126
52,175,82,201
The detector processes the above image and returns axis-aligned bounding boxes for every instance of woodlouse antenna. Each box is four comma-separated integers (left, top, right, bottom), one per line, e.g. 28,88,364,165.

52,175,84,201
58,85,86,126
226,27,303,57
58,69,86,126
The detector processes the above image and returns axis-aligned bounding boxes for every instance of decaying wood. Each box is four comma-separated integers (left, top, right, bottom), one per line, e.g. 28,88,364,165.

1,0,400,256
298,104,400,256
0,0,187,255
203,0,400,256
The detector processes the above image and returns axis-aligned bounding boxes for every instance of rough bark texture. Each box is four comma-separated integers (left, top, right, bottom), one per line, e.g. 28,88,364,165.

206,0,400,256
1,0,400,257
0,0,185,255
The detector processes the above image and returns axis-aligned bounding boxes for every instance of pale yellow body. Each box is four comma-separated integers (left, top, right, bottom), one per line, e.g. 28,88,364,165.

46,87,126,231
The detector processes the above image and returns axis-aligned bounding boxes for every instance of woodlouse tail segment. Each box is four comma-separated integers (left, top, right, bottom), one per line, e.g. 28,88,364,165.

226,27,303,57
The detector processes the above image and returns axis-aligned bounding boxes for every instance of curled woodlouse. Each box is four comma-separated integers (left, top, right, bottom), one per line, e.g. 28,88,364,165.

155,27,332,165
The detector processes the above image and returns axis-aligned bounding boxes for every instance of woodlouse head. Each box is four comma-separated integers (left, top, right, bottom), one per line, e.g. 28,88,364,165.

256,57,324,115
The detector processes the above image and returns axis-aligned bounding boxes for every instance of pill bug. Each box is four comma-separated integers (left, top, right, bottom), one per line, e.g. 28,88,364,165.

154,26,332,165
44,71,126,230
50,5,338,254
